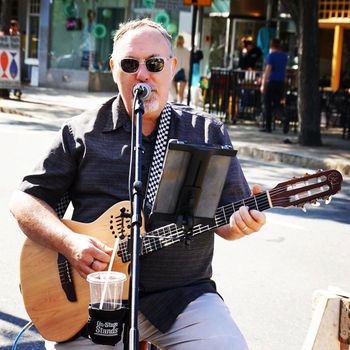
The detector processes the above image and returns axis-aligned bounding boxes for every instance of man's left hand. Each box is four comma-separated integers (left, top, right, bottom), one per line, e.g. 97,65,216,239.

216,184,266,240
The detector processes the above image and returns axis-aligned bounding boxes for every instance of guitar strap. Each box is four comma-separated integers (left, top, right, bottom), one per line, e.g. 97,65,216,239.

55,191,71,219
144,103,172,217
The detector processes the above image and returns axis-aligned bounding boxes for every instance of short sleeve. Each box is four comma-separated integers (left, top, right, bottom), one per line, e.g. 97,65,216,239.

19,122,79,209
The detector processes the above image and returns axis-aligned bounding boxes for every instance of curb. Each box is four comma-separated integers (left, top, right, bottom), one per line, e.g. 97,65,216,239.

0,106,29,117
236,144,350,175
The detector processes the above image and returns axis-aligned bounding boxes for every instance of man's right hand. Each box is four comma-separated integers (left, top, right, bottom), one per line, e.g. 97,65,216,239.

63,234,113,279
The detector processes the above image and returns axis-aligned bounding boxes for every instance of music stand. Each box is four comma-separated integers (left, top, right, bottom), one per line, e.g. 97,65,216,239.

150,140,237,231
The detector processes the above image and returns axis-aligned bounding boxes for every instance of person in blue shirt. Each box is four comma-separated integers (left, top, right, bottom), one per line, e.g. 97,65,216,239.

260,38,288,133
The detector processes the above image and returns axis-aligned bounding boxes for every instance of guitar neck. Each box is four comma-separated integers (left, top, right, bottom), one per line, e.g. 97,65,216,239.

118,191,271,262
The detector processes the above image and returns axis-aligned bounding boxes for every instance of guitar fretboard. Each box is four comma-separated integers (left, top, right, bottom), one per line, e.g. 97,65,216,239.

118,191,271,262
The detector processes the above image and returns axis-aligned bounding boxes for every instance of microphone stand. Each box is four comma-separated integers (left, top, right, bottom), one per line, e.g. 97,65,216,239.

128,90,144,350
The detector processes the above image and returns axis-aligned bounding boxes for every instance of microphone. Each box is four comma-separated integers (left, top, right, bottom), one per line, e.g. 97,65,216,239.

133,83,151,100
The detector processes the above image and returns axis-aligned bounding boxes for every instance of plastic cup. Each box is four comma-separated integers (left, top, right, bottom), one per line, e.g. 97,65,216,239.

87,271,126,310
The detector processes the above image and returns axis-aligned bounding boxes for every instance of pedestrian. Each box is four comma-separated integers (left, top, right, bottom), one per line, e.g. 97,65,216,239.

238,36,263,71
9,18,266,350
172,34,190,103
260,38,288,133
8,19,22,99
9,19,20,36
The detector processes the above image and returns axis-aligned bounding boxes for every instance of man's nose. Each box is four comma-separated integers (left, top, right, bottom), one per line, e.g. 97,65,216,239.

135,63,150,81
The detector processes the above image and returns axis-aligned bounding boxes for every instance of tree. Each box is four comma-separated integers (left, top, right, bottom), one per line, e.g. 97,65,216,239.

280,0,322,146
0,0,11,34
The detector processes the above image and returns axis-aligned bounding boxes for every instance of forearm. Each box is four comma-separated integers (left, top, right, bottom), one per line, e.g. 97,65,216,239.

9,190,72,256
10,190,113,279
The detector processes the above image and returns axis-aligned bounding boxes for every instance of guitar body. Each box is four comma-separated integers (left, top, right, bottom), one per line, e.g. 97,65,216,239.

20,201,135,342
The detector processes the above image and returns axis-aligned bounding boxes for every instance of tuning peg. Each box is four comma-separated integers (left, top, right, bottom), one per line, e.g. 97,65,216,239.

311,201,320,207
304,173,309,176
317,169,324,173
325,196,333,205
297,204,307,212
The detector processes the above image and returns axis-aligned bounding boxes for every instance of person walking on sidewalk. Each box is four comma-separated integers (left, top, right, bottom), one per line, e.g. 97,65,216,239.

238,36,263,71
172,34,190,103
260,38,288,133
10,18,265,350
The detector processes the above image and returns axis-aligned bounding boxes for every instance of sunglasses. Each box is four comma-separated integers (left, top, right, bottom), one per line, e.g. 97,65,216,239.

119,56,171,74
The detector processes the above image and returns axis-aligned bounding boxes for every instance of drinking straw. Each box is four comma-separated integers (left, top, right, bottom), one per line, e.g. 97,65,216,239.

99,236,120,309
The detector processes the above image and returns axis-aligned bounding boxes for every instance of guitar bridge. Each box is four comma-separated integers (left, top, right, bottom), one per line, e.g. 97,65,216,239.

57,253,77,302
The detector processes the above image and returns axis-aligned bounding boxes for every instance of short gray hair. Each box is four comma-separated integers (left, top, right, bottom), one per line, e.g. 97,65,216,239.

111,18,173,60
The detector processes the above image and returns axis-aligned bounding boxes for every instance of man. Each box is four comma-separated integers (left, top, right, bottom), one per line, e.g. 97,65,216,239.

9,19,20,35
10,19,265,349
260,38,288,133
8,19,22,99
238,37,262,71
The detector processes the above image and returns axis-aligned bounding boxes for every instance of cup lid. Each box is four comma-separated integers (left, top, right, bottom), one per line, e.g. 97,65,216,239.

87,271,126,284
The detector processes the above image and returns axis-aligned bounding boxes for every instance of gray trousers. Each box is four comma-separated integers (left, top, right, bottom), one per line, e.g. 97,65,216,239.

45,293,248,350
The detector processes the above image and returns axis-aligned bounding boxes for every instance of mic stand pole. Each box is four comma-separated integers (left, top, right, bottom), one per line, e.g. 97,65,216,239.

129,93,144,350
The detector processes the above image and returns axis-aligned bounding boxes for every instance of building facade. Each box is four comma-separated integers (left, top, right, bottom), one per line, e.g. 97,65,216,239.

1,0,349,92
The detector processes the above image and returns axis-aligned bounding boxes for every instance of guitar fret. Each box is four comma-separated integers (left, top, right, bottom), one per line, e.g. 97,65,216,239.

118,191,273,263
221,207,227,223
254,195,259,210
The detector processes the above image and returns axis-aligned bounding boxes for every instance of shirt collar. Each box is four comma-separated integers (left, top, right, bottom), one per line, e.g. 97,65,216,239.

102,94,132,133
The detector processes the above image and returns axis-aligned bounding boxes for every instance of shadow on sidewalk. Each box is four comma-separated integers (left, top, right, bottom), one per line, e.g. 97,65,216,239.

0,310,44,350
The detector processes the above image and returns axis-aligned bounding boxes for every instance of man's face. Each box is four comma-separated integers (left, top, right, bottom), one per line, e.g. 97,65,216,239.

110,27,177,118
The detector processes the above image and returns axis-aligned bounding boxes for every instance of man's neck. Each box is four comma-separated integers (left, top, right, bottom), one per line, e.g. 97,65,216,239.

142,115,159,136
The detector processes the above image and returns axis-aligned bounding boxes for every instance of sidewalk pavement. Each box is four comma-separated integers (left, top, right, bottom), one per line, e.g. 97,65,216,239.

1,85,349,175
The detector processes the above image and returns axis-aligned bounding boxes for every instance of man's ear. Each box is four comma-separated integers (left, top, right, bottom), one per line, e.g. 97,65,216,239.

109,58,117,83
170,56,178,79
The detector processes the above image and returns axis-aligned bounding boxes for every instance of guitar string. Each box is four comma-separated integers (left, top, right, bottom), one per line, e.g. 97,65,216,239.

134,178,327,246
118,178,331,260
119,193,271,260
120,193,271,257
120,190,302,259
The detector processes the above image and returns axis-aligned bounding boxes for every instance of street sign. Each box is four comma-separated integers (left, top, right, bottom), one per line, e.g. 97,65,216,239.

0,35,21,89
183,0,212,6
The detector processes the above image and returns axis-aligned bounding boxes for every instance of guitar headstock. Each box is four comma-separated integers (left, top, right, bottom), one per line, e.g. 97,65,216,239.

269,169,343,208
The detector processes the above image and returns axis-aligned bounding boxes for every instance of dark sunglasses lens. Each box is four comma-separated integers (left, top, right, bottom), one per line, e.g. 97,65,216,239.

146,58,165,72
121,59,139,73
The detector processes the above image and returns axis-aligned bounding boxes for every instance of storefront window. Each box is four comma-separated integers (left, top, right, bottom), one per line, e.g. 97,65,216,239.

25,0,40,64
131,0,186,39
49,0,126,71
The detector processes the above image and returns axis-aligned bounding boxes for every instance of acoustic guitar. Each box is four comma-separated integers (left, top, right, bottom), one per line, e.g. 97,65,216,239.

19,169,343,342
